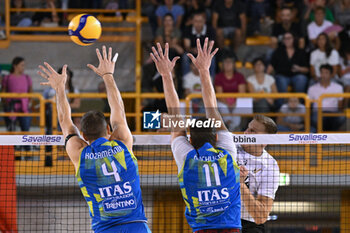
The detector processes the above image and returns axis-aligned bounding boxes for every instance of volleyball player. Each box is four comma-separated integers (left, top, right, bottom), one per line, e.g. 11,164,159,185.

150,38,241,233
238,115,280,233
38,46,150,233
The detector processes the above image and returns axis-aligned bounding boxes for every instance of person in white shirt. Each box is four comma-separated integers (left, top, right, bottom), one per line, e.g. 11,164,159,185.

237,115,280,233
247,58,277,113
307,7,333,45
308,64,345,131
310,33,340,82
183,61,204,113
277,97,306,132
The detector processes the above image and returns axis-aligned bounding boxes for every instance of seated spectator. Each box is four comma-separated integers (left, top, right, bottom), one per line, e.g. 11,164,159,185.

182,11,216,76
155,13,184,57
334,0,350,27
183,61,204,113
267,32,309,107
340,48,350,92
277,97,306,132
142,0,162,36
212,0,246,49
310,33,339,82
214,55,247,131
32,0,59,27
182,0,208,27
2,57,32,135
247,58,277,113
271,7,304,49
247,0,270,35
156,0,184,29
307,7,334,45
305,0,335,23
308,64,345,131
10,0,32,27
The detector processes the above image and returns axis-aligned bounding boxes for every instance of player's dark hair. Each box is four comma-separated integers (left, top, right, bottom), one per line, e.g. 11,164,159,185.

81,110,108,141
190,117,216,149
320,64,333,74
253,115,277,134
10,57,24,73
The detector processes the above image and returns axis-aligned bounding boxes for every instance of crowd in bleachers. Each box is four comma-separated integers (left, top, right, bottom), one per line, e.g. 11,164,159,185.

1,0,350,132
141,0,350,132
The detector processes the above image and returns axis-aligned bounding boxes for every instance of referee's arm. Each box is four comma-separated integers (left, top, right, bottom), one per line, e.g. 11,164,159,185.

240,166,274,225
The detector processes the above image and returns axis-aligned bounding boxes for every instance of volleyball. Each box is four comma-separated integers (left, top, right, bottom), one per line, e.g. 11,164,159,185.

68,14,102,46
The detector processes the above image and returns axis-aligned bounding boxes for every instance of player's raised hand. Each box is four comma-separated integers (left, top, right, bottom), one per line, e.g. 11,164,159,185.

87,45,118,78
38,62,67,89
150,43,180,77
187,37,218,73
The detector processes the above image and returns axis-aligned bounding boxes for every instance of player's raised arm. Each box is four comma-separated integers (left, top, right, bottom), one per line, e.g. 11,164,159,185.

187,38,227,131
87,46,132,149
150,43,185,141
38,63,87,170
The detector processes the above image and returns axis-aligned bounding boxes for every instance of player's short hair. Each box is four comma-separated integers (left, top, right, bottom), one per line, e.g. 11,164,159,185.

81,110,108,141
253,115,278,134
190,117,216,149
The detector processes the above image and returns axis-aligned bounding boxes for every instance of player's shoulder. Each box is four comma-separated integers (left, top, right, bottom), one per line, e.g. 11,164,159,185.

262,150,279,170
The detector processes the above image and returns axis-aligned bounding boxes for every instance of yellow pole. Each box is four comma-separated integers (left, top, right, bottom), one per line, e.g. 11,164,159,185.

341,190,350,233
5,0,10,37
135,0,142,133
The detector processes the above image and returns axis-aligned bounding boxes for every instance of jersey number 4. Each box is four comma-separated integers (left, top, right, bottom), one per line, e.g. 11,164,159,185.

101,161,121,182
203,163,221,187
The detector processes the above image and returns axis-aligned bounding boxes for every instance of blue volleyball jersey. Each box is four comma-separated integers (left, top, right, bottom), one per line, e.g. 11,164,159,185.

178,142,241,231
76,137,147,233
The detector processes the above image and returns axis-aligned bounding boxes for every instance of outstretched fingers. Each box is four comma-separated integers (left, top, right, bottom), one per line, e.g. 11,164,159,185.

150,53,158,64
102,45,107,60
108,47,112,61
211,48,219,58
196,38,203,55
207,40,214,54
44,62,56,74
164,43,169,59
87,64,99,75
171,56,180,67
203,37,209,55
156,43,164,59
187,53,196,64
151,46,160,61
96,48,103,62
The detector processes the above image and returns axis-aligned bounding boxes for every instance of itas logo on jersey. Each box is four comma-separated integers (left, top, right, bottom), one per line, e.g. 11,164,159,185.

143,110,161,129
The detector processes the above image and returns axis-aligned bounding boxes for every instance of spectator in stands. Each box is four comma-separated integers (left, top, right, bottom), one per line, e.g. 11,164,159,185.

247,0,270,35
304,0,335,22
10,0,32,27
156,0,184,29
32,0,59,27
310,33,340,82
307,7,334,45
247,58,277,113
277,97,306,132
267,32,309,107
2,57,32,135
271,7,304,49
182,11,216,76
214,55,246,131
155,13,184,58
340,48,350,93
143,0,162,36
308,64,345,131
212,0,247,49
182,0,208,28
334,0,350,27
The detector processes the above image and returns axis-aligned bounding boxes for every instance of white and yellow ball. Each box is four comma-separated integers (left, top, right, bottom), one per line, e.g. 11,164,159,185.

68,14,102,46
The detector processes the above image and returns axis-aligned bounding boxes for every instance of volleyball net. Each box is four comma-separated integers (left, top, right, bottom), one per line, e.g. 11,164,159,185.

0,134,350,232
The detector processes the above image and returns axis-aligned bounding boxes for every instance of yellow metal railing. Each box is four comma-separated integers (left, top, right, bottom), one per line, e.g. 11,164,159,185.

0,93,45,135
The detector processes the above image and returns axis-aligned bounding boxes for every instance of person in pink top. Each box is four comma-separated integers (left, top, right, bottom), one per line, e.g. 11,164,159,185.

2,57,32,133
214,55,246,131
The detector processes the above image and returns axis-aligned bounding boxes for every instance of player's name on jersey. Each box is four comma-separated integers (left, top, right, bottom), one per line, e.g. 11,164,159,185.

85,146,123,159
193,152,225,161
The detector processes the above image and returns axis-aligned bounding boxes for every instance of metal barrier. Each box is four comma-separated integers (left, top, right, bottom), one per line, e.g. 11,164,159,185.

0,93,45,135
